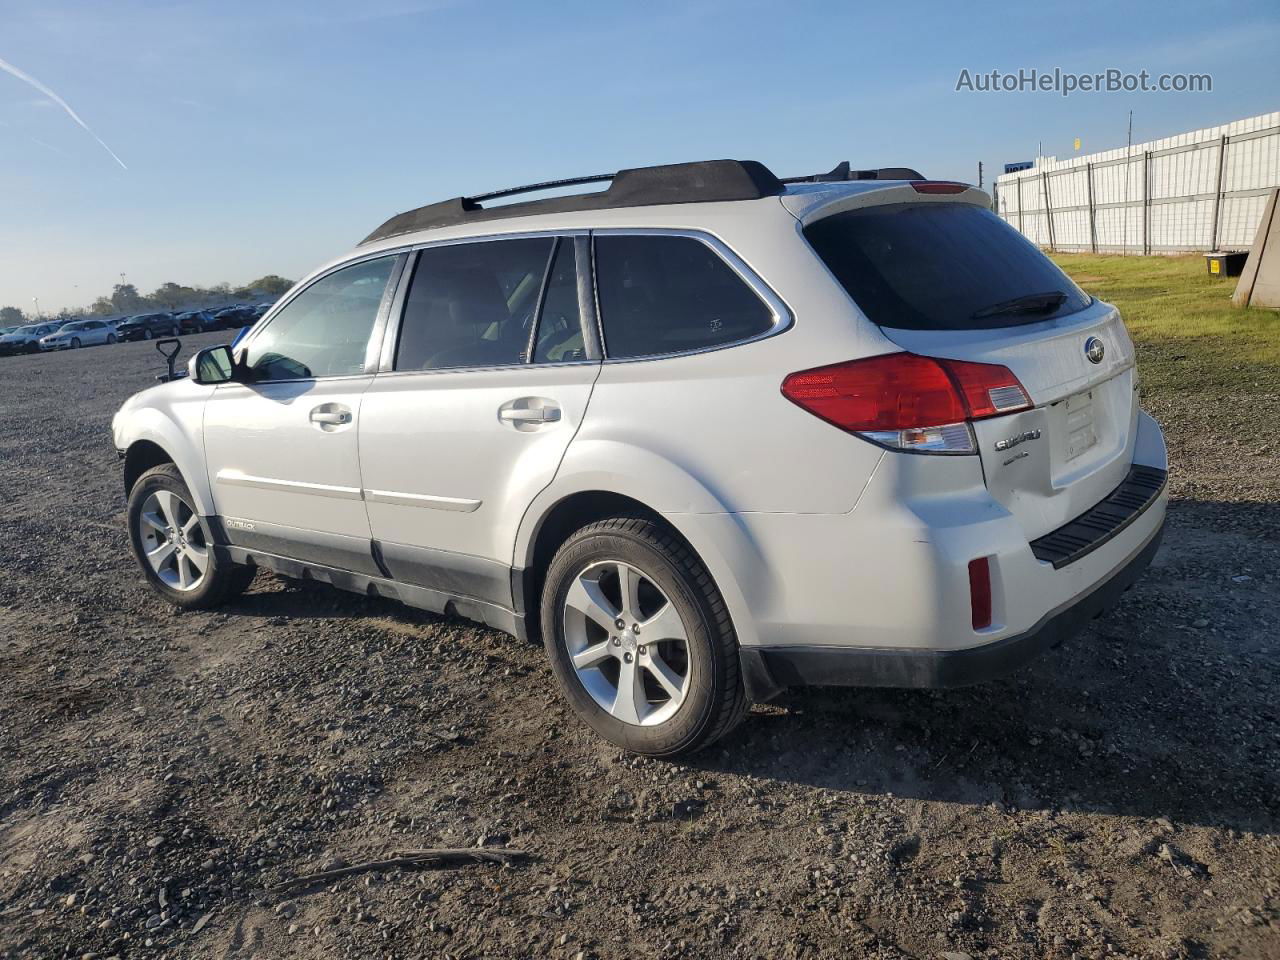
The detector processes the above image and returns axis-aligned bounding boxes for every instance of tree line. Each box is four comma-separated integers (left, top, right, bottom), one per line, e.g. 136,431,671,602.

0,275,294,326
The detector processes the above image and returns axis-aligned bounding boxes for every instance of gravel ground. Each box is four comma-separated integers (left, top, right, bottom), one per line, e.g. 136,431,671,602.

1,334,1277,960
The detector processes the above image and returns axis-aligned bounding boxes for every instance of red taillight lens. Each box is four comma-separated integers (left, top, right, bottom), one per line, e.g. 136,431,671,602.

968,557,992,630
910,180,969,194
937,357,1032,419
780,353,1031,433
780,353,966,432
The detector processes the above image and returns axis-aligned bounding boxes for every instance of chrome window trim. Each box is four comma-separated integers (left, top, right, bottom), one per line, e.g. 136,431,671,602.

234,246,411,385
589,227,794,364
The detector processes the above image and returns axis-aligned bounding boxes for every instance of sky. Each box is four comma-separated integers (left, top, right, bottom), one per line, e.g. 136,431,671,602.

1,0,1278,315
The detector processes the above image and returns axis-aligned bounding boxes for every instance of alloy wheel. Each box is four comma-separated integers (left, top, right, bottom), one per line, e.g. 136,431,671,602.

137,489,208,592
563,560,691,726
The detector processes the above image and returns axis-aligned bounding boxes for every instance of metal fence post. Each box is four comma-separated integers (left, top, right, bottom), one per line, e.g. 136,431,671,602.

1210,134,1229,252
1086,162,1097,253
1042,170,1056,252
1142,150,1152,255
1017,176,1025,236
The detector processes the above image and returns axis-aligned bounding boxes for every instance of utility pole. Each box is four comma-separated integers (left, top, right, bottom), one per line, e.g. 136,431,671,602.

32,296,41,319
977,161,984,189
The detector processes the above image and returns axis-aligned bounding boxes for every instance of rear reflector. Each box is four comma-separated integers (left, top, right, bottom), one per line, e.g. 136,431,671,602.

968,557,992,630
910,180,969,194
780,352,1032,454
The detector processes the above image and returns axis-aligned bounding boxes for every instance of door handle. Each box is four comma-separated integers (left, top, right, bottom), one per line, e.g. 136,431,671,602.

499,407,561,423
310,410,351,424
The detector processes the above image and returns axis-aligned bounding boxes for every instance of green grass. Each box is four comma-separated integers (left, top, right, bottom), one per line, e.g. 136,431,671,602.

1050,253,1280,397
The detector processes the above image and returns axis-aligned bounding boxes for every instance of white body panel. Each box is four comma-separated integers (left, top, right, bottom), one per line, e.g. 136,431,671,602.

202,379,373,540
359,362,599,562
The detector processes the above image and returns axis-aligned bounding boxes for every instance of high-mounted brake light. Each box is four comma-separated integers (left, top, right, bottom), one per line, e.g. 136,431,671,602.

910,181,969,194
780,353,1031,454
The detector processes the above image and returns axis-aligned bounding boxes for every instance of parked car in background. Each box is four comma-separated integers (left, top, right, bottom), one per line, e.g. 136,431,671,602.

177,310,218,333
116,313,180,341
0,322,62,355
249,302,273,319
39,319,116,350
212,305,257,328
0,325,20,336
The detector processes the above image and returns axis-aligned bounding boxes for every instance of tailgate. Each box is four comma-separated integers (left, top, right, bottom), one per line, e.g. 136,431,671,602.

882,300,1139,540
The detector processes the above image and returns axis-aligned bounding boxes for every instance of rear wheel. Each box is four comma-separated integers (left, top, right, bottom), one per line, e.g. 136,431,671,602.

128,463,255,609
143,329,154,340
170,326,180,337
541,516,747,756
106,333,117,344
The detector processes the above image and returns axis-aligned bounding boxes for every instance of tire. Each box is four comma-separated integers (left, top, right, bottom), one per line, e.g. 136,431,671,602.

127,463,256,609
143,329,154,340
106,333,117,344
70,338,81,349
540,516,747,756
170,327,180,337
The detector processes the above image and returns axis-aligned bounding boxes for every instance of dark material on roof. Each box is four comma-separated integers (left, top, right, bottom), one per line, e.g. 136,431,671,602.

779,161,926,184
360,159,924,245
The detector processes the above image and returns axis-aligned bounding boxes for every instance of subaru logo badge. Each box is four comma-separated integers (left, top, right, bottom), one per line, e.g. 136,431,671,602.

1084,336,1105,364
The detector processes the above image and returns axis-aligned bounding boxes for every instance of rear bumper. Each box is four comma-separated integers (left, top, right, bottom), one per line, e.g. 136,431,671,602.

741,515,1163,700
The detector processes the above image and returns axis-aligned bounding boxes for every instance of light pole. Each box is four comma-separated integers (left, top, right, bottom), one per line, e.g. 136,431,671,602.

32,296,41,319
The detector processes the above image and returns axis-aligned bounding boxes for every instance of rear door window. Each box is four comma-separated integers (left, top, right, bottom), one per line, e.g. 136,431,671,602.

804,202,1091,330
395,238,553,371
533,239,585,363
594,234,774,359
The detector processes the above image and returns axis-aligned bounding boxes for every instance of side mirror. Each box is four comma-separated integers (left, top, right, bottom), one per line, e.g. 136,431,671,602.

189,344,243,384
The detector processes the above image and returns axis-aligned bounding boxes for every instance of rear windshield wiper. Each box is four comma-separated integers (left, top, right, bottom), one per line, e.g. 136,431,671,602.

970,291,1067,321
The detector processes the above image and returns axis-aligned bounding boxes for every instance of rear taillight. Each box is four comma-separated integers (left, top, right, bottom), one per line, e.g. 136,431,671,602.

780,352,1031,455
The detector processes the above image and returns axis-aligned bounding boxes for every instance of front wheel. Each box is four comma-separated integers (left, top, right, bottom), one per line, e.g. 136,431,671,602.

127,463,256,609
70,338,81,349
142,329,154,340
106,333,117,344
541,516,747,756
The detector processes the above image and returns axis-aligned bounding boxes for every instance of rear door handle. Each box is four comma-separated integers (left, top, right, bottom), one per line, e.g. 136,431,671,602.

499,407,560,423
498,398,562,427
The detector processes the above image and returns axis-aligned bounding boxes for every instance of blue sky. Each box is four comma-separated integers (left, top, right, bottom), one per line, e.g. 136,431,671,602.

2,0,1277,314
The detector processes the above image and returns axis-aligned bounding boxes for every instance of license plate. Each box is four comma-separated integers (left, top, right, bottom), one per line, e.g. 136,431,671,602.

1064,390,1098,461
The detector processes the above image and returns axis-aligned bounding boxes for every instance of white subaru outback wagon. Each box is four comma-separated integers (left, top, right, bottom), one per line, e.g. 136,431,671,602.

112,159,1168,756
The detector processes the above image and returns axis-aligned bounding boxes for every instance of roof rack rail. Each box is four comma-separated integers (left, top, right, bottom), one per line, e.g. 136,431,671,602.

360,159,785,245
359,159,926,245
779,161,925,184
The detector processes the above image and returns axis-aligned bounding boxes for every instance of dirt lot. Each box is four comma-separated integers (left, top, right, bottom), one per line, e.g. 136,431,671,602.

1,324,1277,960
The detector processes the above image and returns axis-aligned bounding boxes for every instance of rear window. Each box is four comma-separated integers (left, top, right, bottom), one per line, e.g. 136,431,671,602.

804,202,1091,330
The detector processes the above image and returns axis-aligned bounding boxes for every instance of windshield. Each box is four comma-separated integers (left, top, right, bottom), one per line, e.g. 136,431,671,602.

804,201,1092,331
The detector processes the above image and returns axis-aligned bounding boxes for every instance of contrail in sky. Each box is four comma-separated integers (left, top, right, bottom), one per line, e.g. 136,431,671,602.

0,55,127,169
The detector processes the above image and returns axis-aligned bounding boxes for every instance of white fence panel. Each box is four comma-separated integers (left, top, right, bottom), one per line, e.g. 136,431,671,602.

993,112,1280,254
